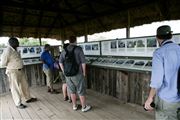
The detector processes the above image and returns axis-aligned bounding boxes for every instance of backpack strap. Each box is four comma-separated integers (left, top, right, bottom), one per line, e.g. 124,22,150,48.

65,46,77,54
178,67,180,96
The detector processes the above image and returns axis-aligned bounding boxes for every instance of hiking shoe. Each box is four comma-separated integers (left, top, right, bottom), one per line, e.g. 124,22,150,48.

73,105,78,111
17,104,27,109
81,105,91,112
26,98,37,103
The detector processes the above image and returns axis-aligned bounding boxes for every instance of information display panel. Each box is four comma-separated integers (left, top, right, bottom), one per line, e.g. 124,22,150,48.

78,42,100,56
18,46,44,58
101,37,158,57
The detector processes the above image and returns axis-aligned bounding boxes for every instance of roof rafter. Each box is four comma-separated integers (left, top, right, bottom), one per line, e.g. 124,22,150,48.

0,0,94,17
157,0,171,20
19,1,26,37
85,0,108,31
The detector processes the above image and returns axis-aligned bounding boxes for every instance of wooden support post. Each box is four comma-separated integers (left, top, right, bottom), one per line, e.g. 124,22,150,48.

84,23,88,42
126,11,130,38
39,37,42,46
84,35,88,42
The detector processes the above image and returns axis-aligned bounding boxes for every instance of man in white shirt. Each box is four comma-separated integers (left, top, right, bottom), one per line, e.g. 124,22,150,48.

1,37,37,109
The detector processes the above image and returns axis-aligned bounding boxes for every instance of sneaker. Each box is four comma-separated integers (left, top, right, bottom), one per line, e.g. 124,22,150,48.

73,105,78,111
81,105,91,112
17,104,27,109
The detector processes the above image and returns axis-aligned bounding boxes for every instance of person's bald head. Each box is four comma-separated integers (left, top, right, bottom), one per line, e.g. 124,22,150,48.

8,37,19,49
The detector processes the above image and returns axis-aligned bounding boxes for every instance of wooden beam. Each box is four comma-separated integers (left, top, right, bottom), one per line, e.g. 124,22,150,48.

0,0,94,16
45,14,60,38
19,2,26,37
2,9,55,18
156,0,170,20
1,23,61,29
64,0,81,22
88,0,119,8
35,0,46,38
59,0,156,29
35,10,43,38
0,6,3,36
86,0,108,31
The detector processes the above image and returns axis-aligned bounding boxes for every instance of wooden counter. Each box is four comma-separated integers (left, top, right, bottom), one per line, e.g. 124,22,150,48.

87,65,151,105
0,64,45,94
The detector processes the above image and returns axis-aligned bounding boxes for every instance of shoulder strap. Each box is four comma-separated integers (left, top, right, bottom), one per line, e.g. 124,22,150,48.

72,46,77,53
178,67,180,96
65,46,77,53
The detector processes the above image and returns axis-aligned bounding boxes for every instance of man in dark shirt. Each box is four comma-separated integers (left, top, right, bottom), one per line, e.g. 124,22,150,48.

59,36,91,112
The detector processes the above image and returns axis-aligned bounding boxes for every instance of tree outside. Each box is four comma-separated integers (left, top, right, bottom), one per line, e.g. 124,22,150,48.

0,44,6,48
19,38,47,46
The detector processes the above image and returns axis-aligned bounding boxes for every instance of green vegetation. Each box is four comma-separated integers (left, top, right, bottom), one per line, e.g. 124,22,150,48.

0,44,6,48
0,38,48,48
19,38,47,46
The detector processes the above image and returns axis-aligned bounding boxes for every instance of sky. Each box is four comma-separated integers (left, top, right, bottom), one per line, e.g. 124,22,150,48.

1,20,180,45
77,20,180,42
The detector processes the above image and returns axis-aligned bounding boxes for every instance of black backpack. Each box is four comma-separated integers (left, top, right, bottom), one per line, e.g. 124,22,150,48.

64,46,79,76
177,67,180,96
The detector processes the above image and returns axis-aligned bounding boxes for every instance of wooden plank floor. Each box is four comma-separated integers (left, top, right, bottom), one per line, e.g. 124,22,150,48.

0,86,154,120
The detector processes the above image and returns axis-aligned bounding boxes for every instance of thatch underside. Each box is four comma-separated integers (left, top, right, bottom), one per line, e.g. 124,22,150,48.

0,0,180,40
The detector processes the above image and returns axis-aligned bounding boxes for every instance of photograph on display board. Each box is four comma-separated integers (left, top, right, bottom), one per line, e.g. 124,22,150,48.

145,61,152,67
92,44,98,50
110,41,117,49
173,35,180,45
136,39,145,47
0,49,3,54
85,45,91,51
22,47,28,54
118,40,125,48
29,47,35,53
36,47,42,54
147,38,157,47
127,40,135,48
135,39,146,54
125,60,135,65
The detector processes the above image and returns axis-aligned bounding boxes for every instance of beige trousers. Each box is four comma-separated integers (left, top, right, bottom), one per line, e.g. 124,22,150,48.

155,96,180,120
6,69,31,106
43,69,53,88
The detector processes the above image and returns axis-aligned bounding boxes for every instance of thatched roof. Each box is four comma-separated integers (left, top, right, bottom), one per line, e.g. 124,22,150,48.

1,0,180,40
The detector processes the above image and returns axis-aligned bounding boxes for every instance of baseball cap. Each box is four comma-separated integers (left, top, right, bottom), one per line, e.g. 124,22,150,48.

156,25,173,36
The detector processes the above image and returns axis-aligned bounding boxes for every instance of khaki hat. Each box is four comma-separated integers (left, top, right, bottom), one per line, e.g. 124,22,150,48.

156,25,172,36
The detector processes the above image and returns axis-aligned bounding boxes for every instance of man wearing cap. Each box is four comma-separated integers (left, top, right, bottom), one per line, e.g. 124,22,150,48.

1,37,37,109
144,25,180,120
